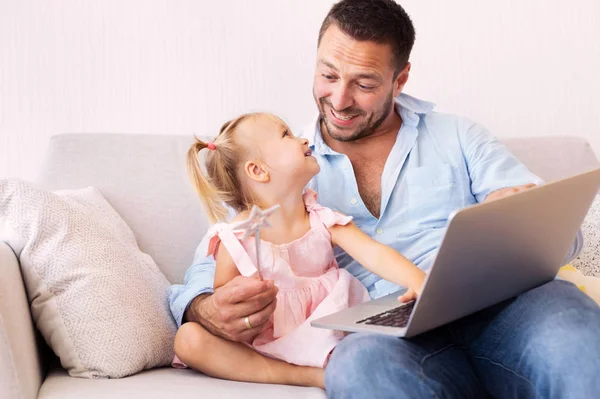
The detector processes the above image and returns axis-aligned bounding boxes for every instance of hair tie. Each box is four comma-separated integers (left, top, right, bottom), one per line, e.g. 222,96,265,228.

206,142,216,151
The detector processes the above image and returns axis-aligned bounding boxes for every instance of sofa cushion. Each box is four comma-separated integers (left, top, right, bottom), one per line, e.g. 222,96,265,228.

0,179,177,378
572,194,600,276
38,367,326,399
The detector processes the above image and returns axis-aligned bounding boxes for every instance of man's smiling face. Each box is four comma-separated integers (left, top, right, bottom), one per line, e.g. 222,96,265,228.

313,24,409,143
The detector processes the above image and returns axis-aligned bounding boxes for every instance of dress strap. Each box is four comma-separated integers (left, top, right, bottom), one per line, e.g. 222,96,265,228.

206,224,258,277
303,188,353,230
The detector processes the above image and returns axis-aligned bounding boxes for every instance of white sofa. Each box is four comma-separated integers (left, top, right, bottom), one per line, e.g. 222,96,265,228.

1,133,599,399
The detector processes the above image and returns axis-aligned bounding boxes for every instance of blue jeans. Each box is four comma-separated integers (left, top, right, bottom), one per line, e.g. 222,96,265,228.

325,280,600,398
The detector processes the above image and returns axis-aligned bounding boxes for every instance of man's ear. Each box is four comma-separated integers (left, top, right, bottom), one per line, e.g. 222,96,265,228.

244,160,270,183
393,62,411,97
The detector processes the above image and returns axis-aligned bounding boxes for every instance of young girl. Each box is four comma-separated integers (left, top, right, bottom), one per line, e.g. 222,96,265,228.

174,112,426,389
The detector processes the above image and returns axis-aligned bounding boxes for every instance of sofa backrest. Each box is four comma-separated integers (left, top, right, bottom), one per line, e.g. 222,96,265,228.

38,134,206,284
503,136,599,182
37,134,599,284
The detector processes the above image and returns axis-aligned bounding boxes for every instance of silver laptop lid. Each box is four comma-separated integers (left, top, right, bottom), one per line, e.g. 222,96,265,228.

404,167,600,337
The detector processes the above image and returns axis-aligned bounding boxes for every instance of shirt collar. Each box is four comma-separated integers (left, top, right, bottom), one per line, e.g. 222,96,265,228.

302,93,436,155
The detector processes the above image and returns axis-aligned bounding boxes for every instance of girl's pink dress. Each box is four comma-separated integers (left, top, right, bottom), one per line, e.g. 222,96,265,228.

175,189,370,368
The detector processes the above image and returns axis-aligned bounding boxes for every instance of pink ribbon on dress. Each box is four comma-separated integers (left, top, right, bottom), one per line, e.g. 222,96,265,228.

302,188,353,227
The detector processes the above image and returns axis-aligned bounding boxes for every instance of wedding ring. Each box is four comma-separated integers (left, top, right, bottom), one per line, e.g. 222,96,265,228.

244,316,253,329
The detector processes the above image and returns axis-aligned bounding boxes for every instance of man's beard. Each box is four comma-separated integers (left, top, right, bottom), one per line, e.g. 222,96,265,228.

318,93,394,143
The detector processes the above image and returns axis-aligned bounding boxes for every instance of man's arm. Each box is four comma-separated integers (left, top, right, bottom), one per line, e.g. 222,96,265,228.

459,121,544,202
167,236,217,328
564,229,584,264
459,121,583,261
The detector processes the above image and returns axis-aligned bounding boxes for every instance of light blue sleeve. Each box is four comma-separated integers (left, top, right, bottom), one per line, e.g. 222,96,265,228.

167,232,216,328
459,120,544,203
459,119,583,263
564,229,583,264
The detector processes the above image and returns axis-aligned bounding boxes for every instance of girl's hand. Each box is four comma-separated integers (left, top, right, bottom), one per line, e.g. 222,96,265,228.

398,288,418,303
397,273,426,303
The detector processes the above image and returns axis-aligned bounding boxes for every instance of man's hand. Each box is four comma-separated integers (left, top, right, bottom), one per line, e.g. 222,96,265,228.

484,183,537,203
184,275,278,342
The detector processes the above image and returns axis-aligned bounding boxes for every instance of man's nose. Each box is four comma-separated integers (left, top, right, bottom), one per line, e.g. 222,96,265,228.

330,85,353,111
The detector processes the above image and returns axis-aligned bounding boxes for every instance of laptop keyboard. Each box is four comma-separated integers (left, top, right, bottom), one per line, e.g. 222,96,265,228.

356,301,416,328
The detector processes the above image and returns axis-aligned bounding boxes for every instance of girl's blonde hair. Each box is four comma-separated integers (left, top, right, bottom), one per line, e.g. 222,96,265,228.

186,113,262,223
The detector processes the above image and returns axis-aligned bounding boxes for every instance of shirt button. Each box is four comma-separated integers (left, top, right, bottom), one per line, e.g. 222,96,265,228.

350,198,358,205
376,228,384,235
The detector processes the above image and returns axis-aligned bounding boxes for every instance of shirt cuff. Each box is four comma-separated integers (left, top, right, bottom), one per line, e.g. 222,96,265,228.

564,229,584,265
167,285,214,328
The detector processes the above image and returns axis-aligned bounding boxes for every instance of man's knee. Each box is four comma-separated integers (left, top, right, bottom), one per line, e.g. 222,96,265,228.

526,279,600,317
537,282,600,345
522,280,600,371
325,333,424,397
326,333,384,374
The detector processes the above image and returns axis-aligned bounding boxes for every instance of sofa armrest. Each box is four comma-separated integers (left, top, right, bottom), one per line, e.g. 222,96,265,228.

0,242,44,399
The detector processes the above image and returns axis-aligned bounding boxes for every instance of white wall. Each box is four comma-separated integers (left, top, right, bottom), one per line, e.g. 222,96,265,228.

2,0,599,180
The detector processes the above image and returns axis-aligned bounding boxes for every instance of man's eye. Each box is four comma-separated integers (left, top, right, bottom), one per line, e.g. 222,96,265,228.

322,74,335,80
359,84,374,90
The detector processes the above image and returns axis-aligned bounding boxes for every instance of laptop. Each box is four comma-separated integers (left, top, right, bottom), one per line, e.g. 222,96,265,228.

311,167,600,338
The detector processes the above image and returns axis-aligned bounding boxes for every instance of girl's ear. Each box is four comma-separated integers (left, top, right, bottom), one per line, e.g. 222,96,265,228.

244,160,270,183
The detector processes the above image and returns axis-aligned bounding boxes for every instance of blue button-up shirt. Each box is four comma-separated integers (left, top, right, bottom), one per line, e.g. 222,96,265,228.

167,93,582,327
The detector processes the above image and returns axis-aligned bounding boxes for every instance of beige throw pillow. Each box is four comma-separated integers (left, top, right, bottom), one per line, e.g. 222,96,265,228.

572,194,600,276
0,179,176,378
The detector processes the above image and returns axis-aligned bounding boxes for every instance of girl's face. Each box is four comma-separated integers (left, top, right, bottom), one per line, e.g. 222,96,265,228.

243,115,320,190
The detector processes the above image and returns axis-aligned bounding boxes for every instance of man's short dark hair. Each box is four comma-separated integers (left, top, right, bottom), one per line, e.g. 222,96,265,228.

318,0,415,76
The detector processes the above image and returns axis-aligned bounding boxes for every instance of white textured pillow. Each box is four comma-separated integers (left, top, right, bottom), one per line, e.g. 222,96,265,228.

572,194,600,276
0,179,176,378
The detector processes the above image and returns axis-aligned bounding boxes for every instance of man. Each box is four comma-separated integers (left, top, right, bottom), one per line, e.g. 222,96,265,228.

169,0,599,397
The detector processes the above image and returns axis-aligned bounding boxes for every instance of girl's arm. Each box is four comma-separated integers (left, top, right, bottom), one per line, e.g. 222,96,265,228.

213,211,248,289
213,242,242,289
329,222,426,300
